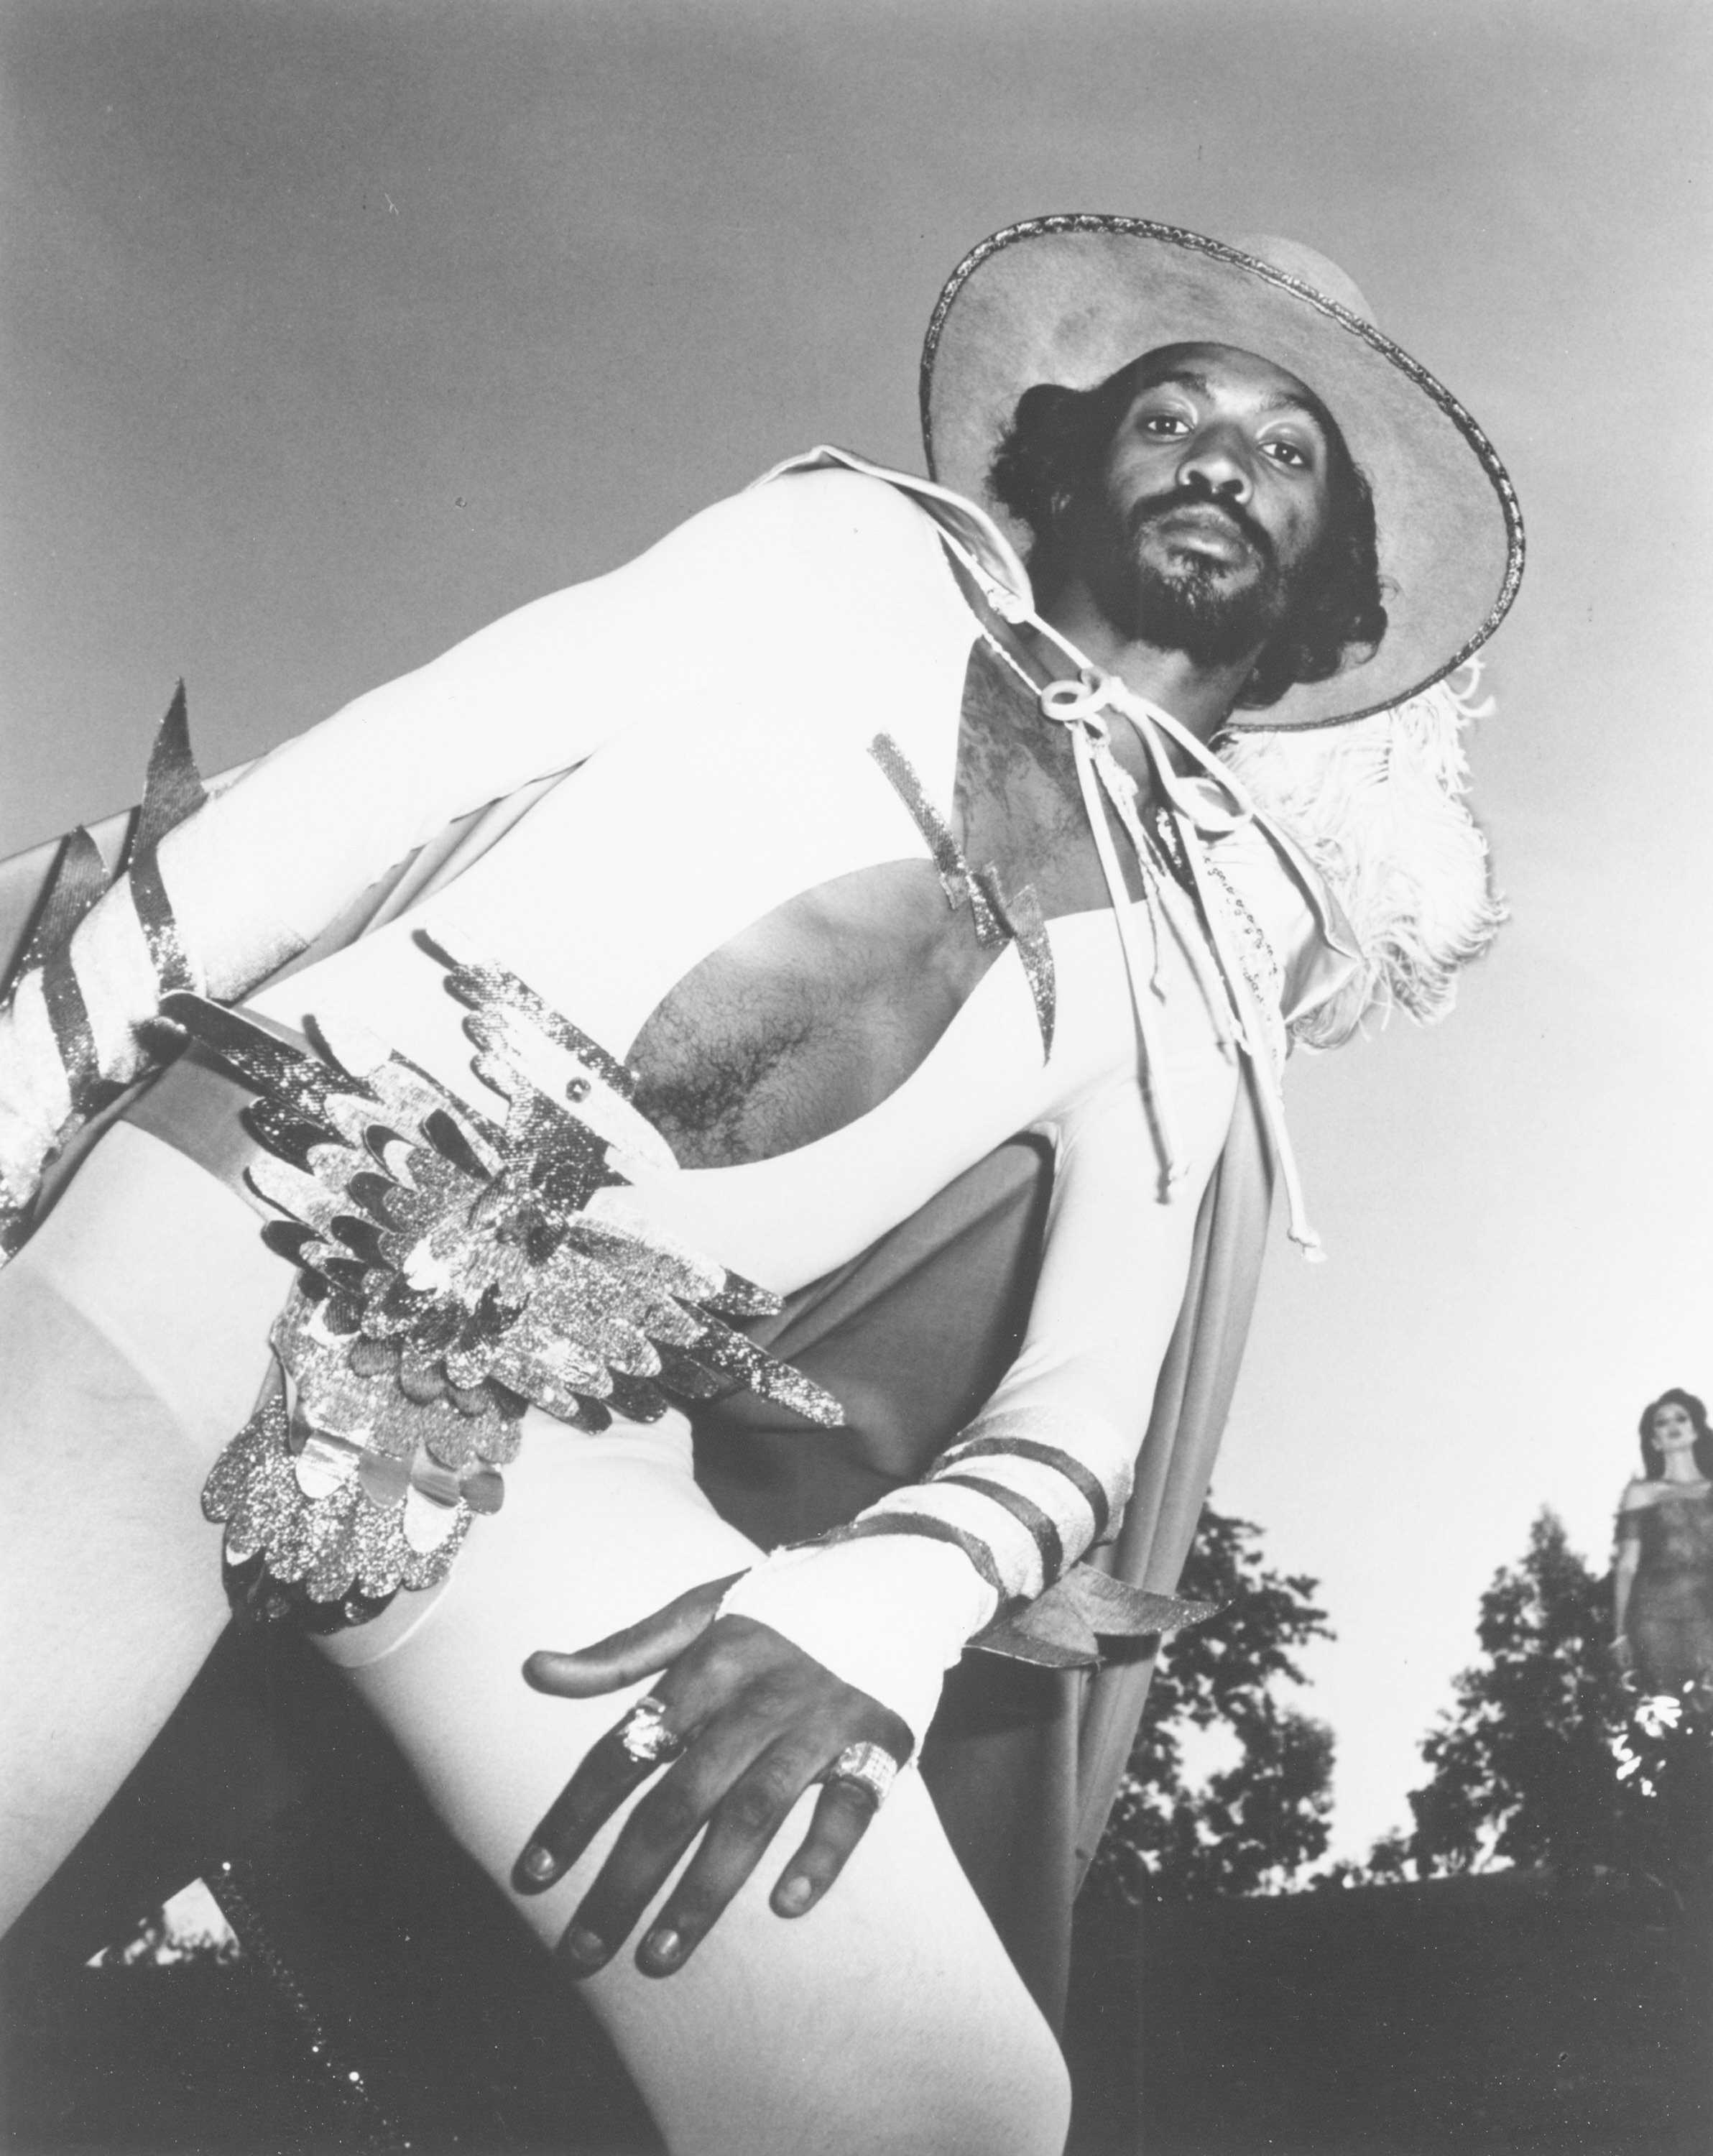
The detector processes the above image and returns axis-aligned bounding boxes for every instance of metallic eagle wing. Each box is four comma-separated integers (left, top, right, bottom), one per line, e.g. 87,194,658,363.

166,941,843,1616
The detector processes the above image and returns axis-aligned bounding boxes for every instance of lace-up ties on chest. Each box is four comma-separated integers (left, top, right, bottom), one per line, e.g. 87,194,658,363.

1033,666,1324,1261
878,465,1326,1261
724,625,1327,1723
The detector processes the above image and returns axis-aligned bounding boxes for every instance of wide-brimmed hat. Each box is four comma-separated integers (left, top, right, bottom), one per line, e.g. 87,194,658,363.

921,216,1523,731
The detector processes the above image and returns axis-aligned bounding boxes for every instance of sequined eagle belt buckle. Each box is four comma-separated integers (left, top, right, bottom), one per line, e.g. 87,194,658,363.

172,933,844,1625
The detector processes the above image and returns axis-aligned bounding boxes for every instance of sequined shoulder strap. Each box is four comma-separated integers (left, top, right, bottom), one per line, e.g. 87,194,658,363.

864,730,1054,1062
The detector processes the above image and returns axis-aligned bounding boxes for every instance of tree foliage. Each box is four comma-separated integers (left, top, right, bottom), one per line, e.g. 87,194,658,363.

1091,1503,1335,1901
1403,1510,1622,1875
1343,1508,1711,1904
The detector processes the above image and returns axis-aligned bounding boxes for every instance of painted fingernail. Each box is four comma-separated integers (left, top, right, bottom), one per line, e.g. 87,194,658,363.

519,1846,558,1885
563,1927,606,1968
640,1927,683,1971
775,1875,813,1915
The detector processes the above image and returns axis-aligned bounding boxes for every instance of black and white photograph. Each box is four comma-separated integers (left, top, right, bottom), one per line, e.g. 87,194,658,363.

1,5,1707,2152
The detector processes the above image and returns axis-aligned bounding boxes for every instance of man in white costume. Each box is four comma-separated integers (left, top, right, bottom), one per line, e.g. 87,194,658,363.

0,219,1520,2153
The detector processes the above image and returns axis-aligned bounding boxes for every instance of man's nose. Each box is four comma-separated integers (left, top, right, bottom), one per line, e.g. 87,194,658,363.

1178,428,1252,502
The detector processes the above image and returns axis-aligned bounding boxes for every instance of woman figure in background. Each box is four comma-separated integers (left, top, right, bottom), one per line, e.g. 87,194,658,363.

1614,1389,1713,1700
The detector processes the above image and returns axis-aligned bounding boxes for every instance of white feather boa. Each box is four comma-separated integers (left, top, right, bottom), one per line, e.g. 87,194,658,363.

1219,662,1505,1049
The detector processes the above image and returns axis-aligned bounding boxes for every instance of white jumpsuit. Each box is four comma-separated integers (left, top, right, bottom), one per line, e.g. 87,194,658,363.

0,465,1345,2155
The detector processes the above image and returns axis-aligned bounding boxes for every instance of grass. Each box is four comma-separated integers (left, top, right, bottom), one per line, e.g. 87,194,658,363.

1068,1869,1711,2155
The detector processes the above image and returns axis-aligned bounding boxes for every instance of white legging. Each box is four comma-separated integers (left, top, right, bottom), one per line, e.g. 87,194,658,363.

0,1123,1069,2155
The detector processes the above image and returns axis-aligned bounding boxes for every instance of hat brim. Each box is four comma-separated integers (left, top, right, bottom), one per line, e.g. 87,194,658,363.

921,217,1523,731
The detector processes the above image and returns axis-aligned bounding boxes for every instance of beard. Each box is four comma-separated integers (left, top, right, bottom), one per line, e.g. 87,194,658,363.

1072,488,1303,668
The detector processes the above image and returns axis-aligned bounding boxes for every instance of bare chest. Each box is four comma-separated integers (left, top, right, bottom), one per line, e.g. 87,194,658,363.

628,645,1138,1169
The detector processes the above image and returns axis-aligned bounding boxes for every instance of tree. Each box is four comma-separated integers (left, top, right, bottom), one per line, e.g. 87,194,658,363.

1401,1509,1623,1876
1364,1508,1710,1906
1090,1503,1335,1901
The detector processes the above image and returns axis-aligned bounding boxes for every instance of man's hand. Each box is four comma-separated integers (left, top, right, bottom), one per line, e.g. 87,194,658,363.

513,1577,913,1978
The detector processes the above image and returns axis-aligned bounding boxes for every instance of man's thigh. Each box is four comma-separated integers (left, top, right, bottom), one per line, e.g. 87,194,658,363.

332,1419,1070,2156
0,1123,284,1933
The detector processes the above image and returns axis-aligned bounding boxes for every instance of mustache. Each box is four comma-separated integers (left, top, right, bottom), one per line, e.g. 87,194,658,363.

1125,488,1273,564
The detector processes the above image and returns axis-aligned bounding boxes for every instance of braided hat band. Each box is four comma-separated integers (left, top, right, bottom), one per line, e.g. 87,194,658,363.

921,217,1523,732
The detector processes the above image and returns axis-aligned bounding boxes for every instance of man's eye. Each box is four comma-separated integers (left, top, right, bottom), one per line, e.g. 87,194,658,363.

1140,413,1188,436
1262,440,1311,469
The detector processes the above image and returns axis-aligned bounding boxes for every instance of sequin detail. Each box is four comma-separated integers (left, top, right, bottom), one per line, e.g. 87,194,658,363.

128,848,196,995
979,871,1056,1061
969,1563,1221,1670
132,683,208,855
868,732,1005,945
203,1383,472,1605
868,732,1056,1061
0,689,214,1260
425,934,637,1102
14,826,110,986
40,944,105,1114
175,942,844,1620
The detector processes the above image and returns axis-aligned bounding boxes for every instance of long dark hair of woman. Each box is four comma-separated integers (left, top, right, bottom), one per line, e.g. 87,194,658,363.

1638,1387,1713,1480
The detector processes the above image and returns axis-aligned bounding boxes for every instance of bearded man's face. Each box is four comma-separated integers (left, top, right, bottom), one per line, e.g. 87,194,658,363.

1066,342,1337,667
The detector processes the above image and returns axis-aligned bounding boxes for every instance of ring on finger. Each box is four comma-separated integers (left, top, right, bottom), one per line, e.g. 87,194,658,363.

616,1694,685,1767
824,1740,902,1810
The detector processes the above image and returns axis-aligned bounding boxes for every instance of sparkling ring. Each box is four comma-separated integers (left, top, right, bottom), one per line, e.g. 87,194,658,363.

825,1741,902,1810
616,1695,684,1767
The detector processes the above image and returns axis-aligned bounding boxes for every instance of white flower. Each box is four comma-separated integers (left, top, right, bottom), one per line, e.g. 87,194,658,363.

1634,1695,1684,1738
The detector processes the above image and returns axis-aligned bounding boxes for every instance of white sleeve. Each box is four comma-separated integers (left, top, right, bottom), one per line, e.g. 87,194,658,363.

719,1077,1215,1745
0,474,888,1210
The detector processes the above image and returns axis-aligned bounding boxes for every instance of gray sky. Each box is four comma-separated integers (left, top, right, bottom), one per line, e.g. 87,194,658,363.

4,0,1709,1862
